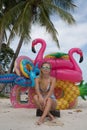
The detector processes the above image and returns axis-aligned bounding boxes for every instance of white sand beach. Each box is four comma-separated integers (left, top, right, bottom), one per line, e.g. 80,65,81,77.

0,97,87,130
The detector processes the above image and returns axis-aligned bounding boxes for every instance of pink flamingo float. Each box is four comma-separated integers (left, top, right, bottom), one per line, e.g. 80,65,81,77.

32,38,83,83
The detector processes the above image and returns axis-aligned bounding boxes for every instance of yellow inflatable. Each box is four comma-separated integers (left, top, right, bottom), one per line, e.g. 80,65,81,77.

20,60,33,78
55,80,86,110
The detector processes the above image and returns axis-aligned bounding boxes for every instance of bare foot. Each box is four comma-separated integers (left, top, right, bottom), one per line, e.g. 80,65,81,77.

48,113,55,121
36,118,44,125
36,120,43,125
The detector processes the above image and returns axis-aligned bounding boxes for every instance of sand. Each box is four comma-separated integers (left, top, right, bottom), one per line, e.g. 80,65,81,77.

0,97,87,130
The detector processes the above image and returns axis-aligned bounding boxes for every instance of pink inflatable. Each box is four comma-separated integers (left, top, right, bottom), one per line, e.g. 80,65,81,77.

32,38,83,83
10,85,36,108
14,56,32,76
11,56,35,108
10,38,83,109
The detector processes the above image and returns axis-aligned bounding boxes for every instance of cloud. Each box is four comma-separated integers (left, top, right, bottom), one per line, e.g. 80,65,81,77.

56,21,87,49
74,0,87,23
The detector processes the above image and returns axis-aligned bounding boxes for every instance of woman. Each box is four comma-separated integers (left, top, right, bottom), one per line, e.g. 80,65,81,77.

33,62,57,125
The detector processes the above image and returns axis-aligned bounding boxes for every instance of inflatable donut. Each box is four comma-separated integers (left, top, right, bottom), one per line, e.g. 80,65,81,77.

14,56,32,76
10,85,36,108
20,59,34,78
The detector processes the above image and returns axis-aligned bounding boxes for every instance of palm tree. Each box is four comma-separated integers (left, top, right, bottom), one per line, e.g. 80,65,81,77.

0,0,76,72
0,0,18,50
0,43,14,71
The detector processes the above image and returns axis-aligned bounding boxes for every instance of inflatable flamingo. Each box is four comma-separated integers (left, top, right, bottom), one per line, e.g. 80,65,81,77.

32,38,83,83
50,48,83,82
32,38,46,65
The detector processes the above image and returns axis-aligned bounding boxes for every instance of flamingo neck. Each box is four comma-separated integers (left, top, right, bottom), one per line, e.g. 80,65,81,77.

33,38,46,64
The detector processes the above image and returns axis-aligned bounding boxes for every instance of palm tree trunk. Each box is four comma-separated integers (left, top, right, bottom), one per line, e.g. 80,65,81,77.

0,28,4,51
8,36,24,73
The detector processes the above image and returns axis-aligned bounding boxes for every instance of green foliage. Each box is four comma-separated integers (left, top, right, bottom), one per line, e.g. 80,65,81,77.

0,93,9,98
0,0,77,72
0,43,14,71
79,80,87,100
0,0,76,47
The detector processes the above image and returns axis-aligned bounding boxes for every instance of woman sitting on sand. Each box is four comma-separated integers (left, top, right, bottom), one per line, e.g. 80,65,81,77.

33,62,57,125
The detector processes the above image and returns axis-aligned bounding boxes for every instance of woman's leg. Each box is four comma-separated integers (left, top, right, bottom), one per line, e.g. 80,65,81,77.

33,95,41,109
33,94,44,111
37,98,53,124
48,99,57,120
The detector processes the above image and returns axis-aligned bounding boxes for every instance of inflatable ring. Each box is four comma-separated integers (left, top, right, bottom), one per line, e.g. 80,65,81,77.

55,80,79,110
20,59,34,78
14,56,32,76
10,85,36,108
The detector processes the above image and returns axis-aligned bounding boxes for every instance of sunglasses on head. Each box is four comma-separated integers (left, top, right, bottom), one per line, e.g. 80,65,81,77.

41,66,51,70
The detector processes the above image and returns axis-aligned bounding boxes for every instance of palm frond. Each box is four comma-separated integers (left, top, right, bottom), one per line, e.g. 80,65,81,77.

47,3,76,24
38,3,59,47
0,1,25,30
51,0,76,10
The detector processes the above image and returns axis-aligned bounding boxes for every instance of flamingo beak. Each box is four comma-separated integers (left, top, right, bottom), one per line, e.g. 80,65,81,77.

79,56,83,63
32,46,36,53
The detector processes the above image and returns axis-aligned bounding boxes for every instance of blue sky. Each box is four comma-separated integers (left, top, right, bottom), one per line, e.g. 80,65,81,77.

10,0,87,82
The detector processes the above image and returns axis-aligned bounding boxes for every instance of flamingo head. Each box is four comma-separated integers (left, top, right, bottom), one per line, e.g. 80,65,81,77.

32,46,36,53
69,48,83,63
32,38,46,53
32,39,37,53
77,48,83,63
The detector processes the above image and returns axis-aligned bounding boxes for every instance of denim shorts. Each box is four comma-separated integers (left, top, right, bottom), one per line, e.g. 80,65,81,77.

50,94,56,100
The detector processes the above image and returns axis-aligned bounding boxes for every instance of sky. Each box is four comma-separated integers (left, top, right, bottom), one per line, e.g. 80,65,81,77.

10,0,87,82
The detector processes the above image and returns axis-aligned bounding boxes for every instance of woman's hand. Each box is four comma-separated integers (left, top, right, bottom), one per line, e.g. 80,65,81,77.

43,97,48,106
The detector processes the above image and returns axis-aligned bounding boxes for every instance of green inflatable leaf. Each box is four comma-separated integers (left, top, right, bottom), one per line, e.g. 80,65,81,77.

78,80,87,100
49,52,68,58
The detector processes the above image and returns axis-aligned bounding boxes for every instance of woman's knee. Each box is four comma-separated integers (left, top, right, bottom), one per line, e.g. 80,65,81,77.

33,95,38,102
46,98,52,104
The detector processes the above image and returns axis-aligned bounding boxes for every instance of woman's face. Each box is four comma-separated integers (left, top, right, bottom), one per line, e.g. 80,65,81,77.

41,63,51,74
